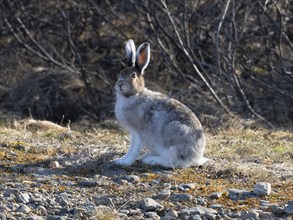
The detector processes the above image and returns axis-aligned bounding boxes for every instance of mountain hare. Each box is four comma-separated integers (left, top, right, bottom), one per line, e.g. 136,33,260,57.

113,39,207,168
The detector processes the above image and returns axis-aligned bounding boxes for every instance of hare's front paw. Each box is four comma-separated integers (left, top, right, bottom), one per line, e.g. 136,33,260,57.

112,157,133,167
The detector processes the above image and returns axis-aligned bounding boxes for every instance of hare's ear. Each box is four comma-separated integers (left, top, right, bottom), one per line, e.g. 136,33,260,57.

135,43,150,74
125,39,136,67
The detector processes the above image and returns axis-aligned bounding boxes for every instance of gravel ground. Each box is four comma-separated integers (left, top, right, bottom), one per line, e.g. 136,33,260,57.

0,120,292,220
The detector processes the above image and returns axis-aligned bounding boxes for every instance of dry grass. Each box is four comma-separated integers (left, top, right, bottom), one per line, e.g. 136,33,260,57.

0,114,292,212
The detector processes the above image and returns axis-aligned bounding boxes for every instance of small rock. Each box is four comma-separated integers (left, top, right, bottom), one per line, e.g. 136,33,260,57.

205,213,217,220
179,183,196,189
163,183,172,188
115,179,128,185
78,180,98,187
123,175,140,183
151,179,160,185
15,144,30,151
178,185,187,192
163,209,178,218
94,196,113,207
271,204,285,216
170,193,193,202
284,201,293,215
196,197,207,205
228,188,255,200
153,190,170,200
49,161,60,169
259,211,275,219
17,204,31,214
179,206,206,217
240,210,259,219
119,209,129,215
254,182,271,196
209,192,222,199
145,211,160,219
17,192,30,203
24,216,44,220
210,204,223,209
58,208,70,215
140,198,164,211
4,188,20,197
46,216,63,220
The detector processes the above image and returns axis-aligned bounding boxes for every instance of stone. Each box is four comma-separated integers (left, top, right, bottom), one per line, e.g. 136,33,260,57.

196,197,207,205
210,204,223,209
205,213,217,220
46,216,63,220
178,185,187,192
25,216,44,220
153,190,170,200
4,188,20,197
179,183,196,189
49,161,60,169
58,207,70,215
228,189,255,200
17,204,31,214
179,207,206,219
140,198,164,211
240,210,259,219
145,211,160,219
78,180,98,187
123,175,140,183
170,193,193,202
179,206,206,217
284,201,293,215
259,211,275,219
254,182,271,196
17,192,30,203
209,192,222,199
94,196,113,207
115,179,128,185
271,204,285,216
163,209,178,218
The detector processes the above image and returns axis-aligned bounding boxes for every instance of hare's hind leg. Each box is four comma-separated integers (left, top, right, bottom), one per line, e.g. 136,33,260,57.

140,146,177,168
141,155,173,168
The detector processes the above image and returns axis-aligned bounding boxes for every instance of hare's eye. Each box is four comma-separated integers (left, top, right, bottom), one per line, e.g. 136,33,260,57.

131,73,136,78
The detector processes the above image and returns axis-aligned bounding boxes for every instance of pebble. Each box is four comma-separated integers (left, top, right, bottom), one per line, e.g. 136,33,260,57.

209,192,222,199
94,196,113,207
24,216,44,220
17,204,31,213
170,193,193,202
179,183,196,189
49,161,60,169
163,209,178,218
78,180,98,187
228,188,255,200
254,182,271,196
123,175,141,183
284,200,293,215
153,189,170,200
240,210,259,219
16,192,30,203
196,197,207,205
145,211,160,219
140,198,164,211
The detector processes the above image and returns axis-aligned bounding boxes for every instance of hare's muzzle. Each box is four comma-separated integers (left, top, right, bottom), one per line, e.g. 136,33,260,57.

116,79,124,91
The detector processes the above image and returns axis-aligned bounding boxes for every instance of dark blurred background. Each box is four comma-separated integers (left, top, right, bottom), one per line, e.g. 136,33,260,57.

0,0,292,129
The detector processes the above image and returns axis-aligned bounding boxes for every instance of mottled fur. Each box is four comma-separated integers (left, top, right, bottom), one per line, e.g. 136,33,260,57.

113,40,207,168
